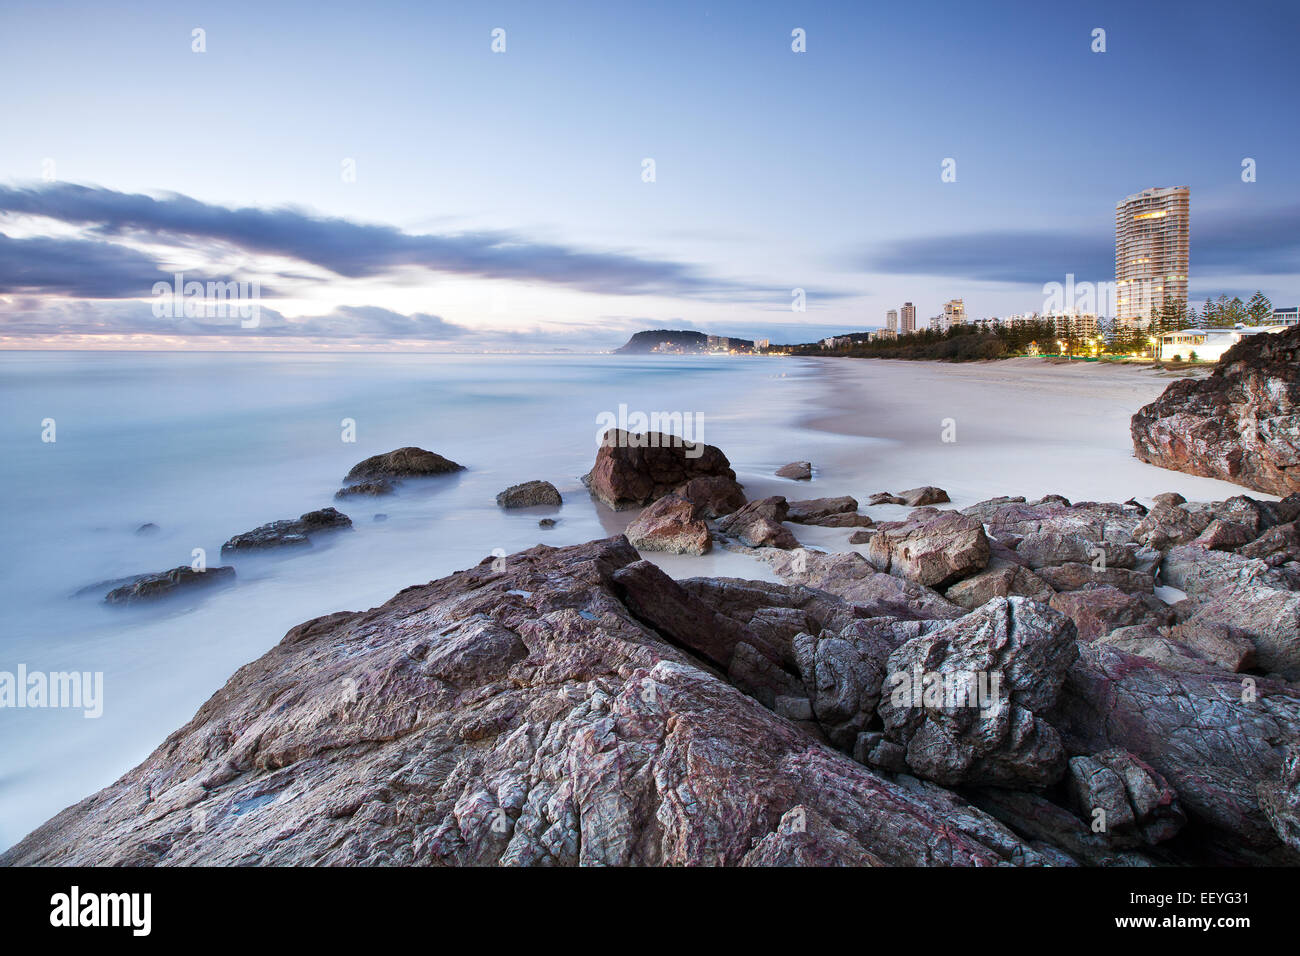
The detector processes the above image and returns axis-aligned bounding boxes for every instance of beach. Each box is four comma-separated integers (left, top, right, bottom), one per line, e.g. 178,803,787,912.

784,356,1261,508
0,350,1273,850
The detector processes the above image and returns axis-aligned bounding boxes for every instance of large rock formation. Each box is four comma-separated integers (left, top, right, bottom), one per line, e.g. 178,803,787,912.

3,537,1052,867
1131,325,1300,495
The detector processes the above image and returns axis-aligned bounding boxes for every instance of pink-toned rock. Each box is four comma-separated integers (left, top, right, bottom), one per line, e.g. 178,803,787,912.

1131,324,1300,496
716,496,800,549
775,460,812,480
866,509,990,588
674,475,746,518
1,536,1047,867
586,429,737,510
1048,586,1172,643
624,493,711,555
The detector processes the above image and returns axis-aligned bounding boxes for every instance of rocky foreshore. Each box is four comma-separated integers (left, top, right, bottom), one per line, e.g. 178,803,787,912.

9,424,1300,867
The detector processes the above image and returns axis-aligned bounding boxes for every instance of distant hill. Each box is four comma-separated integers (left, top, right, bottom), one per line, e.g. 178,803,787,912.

615,329,757,354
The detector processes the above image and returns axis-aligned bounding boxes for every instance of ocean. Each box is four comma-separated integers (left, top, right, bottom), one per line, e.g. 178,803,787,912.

0,350,827,849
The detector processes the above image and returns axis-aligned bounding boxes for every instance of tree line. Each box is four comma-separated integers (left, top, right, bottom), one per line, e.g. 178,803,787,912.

788,292,1278,362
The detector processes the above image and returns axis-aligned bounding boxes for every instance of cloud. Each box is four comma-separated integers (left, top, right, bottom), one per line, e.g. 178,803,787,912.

0,299,472,342
0,232,174,297
0,182,776,300
862,204,1300,284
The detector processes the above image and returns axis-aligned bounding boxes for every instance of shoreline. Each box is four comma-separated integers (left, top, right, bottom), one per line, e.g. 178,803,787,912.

785,356,1271,507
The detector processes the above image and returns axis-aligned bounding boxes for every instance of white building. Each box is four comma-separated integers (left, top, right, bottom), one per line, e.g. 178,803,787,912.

1155,325,1289,363
943,298,966,327
885,309,898,332
1273,307,1298,326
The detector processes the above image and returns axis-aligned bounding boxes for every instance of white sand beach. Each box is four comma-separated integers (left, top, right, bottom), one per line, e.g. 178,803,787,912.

766,356,1268,513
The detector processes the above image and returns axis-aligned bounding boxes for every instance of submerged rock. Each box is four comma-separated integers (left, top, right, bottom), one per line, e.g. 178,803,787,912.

105,565,235,605
345,446,464,482
335,479,395,499
337,447,464,497
495,480,562,509
221,507,352,554
897,486,950,507
775,461,812,480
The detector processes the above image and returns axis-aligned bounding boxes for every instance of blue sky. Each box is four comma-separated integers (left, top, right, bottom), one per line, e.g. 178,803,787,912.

1,0,1297,348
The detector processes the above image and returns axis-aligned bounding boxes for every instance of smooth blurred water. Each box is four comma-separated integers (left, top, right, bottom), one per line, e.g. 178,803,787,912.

0,350,827,849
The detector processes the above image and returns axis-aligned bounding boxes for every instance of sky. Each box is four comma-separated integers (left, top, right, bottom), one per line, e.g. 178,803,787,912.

1,0,1297,350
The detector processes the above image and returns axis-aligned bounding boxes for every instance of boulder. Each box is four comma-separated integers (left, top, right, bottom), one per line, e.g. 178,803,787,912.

973,500,1143,546
945,558,1055,611
1014,532,1139,571
1131,324,1300,495
866,509,990,589
1065,749,1185,848
775,461,812,480
586,429,736,510
221,507,352,554
674,475,746,518
1132,504,1213,550
716,496,799,549
105,565,235,605
867,492,907,506
877,597,1079,788
897,486,950,507
1097,625,1221,673
1238,521,1300,564
343,446,463,484
1151,492,1186,508
1190,519,1255,551
1167,609,1257,672
495,480,562,509
624,494,711,555
793,621,898,749
1048,586,1172,643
